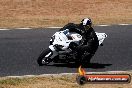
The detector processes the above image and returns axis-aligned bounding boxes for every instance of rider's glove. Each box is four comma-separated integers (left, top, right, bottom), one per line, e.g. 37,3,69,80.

69,42,78,50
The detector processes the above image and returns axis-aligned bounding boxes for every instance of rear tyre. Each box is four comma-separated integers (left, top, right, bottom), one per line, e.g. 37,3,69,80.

81,53,94,65
75,53,93,66
37,48,53,66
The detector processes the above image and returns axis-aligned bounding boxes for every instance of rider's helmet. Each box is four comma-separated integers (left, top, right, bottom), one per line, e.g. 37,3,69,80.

81,18,92,30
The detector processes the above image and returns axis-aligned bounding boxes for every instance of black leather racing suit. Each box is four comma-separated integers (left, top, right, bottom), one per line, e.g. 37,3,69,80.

59,23,99,61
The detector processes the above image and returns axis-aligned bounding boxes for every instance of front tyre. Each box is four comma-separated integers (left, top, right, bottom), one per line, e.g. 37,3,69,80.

37,48,53,66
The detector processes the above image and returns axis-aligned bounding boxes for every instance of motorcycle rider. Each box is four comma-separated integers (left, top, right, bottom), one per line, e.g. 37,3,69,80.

59,18,99,63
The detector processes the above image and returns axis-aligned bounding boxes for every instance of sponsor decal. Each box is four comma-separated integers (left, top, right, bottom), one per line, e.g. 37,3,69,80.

76,66,131,85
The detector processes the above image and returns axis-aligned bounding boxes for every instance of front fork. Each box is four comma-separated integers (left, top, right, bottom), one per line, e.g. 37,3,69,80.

49,45,58,59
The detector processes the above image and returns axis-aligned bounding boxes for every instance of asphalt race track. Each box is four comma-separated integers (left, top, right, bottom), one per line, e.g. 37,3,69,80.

0,25,132,77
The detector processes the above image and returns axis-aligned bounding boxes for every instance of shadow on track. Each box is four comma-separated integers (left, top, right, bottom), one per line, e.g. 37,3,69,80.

47,63,112,69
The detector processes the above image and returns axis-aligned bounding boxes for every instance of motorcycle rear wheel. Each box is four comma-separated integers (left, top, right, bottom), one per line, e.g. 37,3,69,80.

37,48,53,66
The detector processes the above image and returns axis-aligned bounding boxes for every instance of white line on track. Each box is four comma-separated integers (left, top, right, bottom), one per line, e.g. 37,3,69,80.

17,28,32,29
3,70,132,78
118,24,131,26
47,27,62,28
96,25,110,26
0,24,131,30
0,29,10,30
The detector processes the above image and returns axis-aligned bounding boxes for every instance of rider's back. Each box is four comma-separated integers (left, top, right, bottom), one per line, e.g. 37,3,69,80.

59,23,82,34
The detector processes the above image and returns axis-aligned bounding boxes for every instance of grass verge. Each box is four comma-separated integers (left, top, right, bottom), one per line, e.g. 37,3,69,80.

0,0,132,28
0,72,132,88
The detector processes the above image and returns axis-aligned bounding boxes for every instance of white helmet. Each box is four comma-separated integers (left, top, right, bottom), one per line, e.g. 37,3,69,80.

81,18,92,26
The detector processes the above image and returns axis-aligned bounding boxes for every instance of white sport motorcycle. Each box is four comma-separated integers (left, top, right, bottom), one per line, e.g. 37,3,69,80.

37,29,107,66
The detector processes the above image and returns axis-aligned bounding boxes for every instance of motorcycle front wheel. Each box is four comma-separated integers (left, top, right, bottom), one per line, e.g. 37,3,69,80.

37,48,53,66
